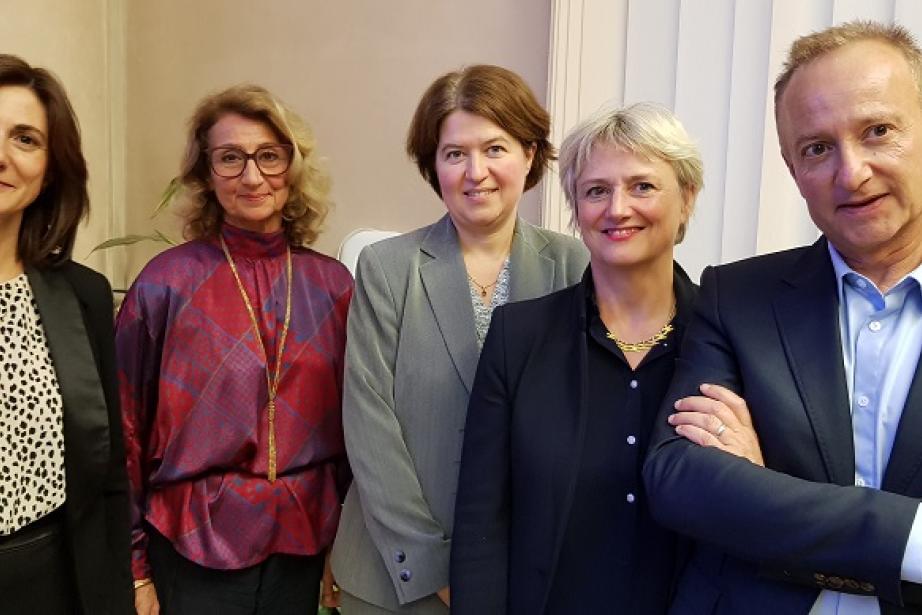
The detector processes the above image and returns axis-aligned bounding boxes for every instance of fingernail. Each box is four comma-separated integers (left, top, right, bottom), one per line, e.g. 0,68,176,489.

700,383,711,393
668,414,676,424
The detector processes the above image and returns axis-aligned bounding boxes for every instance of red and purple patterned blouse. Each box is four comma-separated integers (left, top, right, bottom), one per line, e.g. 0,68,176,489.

116,224,353,580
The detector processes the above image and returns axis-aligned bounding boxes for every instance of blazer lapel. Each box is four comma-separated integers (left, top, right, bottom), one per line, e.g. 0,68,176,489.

882,347,922,493
773,240,855,485
27,266,110,512
508,220,556,302
419,215,481,392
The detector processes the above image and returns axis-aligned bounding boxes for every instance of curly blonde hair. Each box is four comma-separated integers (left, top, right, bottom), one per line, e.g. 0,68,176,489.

175,84,330,246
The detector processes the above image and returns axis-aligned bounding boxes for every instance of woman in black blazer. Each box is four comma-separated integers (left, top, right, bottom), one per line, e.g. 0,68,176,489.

0,54,133,614
451,103,703,614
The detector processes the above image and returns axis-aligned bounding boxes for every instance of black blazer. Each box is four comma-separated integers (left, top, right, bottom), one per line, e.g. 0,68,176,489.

644,239,922,614
27,262,133,615
452,264,698,615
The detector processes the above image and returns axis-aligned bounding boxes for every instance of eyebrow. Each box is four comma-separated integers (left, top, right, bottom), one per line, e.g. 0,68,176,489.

211,141,281,150
11,124,47,139
439,135,512,153
578,172,657,187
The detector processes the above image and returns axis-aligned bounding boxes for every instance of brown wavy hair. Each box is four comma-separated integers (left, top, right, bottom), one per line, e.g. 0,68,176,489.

176,84,330,246
0,54,88,267
406,64,553,198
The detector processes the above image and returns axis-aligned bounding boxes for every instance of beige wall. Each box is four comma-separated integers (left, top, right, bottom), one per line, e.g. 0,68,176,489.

121,1,551,287
1,0,123,279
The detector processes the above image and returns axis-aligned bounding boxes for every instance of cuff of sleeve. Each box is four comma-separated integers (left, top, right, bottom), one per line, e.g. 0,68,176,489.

390,540,451,605
901,503,922,582
131,548,152,581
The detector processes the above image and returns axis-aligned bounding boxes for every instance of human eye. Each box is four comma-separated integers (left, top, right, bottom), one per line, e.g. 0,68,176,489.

800,142,829,159
583,185,609,201
486,144,507,157
218,148,245,164
257,147,282,163
634,181,656,194
443,149,464,162
866,124,893,139
10,130,44,152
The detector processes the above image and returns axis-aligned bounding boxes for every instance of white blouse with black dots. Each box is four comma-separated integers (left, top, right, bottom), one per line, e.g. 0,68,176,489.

0,273,66,535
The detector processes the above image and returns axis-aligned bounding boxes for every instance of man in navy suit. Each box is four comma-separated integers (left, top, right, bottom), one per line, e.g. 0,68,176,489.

645,21,922,615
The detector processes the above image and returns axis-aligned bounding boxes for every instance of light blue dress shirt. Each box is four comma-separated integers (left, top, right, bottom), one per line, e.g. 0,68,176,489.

810,244,922,614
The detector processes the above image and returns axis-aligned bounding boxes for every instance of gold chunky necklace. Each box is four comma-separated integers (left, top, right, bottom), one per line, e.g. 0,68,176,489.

606,304,676,353
220,234,292,483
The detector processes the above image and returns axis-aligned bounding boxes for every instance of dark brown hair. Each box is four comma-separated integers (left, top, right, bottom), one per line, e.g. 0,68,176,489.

175,84,330,246
0,54,88,267
406,64,553,197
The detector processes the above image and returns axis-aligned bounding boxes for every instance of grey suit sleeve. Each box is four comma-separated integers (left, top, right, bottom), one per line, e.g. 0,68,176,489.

343,246,450,604
643,265,919,605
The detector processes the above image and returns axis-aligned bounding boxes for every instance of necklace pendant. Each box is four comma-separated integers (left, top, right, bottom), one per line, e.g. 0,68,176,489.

481,288,487,298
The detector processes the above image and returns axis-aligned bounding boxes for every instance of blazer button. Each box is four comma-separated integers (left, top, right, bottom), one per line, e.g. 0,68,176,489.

394,550,406,563
399,569,412,582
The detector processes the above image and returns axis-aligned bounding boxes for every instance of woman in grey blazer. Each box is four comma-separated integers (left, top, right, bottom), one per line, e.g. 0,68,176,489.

330,65,588,614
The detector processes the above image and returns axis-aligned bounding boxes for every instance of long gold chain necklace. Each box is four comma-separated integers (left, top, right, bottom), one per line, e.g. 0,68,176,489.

220,235,292,482
605,304,676,353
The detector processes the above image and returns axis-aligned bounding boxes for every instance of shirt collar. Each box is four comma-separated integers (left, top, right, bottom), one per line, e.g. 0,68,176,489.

827,241,922,306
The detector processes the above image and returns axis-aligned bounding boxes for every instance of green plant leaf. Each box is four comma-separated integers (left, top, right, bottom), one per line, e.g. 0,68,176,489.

88,233,172,255
153,176,182,218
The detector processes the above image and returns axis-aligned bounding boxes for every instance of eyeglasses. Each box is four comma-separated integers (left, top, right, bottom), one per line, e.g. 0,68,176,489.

207,144,293,178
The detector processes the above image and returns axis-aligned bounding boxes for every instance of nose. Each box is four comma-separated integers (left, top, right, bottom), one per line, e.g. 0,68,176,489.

605,190,630,218
240,158,264,186
835,142,871,192
465,153,487,182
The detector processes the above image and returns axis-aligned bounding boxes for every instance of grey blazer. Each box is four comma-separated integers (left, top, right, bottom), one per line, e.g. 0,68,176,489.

331,214,588,609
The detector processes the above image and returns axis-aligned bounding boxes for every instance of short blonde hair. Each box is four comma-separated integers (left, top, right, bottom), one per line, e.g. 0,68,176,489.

176,84,330,246
775,20,922,109
558,102,703,243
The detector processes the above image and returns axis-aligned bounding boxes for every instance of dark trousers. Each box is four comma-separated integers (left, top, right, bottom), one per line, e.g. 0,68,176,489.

0,508,77,615
148,528,324,615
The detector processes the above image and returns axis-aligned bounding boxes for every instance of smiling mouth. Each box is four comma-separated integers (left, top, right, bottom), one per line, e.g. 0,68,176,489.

0,181,14,189
602,227,641,239
464,188,498,198
839,194,887,210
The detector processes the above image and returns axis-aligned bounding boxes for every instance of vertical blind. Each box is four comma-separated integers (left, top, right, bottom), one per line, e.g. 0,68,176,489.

543,0,922,281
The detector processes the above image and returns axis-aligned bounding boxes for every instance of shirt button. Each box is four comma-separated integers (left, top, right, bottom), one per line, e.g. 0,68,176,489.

394,550,406,563
857,395,870,408
626,435,637,445
399,569,412,582
869,321,882,332
629,379,638,389
626,493,636,504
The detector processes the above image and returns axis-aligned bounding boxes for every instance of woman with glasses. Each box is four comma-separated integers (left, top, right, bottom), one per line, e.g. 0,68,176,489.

0,54,133,615
117,84,353,615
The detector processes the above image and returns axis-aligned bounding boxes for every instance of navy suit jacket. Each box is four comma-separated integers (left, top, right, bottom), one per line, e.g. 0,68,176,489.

453,264,697,614
644,239,922,614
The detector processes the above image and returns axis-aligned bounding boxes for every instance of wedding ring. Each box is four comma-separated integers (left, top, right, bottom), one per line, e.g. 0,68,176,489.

715,423,727,438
